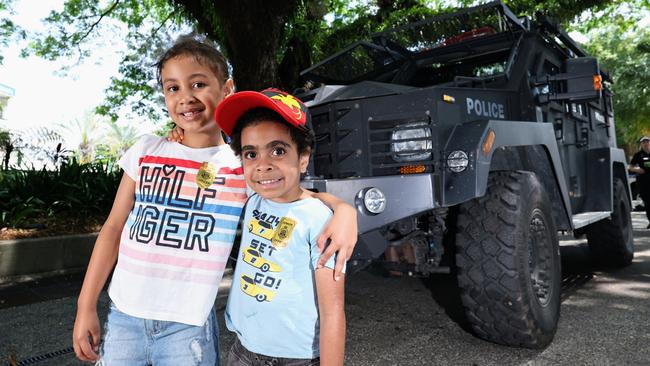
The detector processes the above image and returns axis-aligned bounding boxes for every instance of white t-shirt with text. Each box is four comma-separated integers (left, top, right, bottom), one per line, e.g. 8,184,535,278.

109,135,247,326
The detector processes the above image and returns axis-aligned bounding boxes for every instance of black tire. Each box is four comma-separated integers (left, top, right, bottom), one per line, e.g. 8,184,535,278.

586,178,634,267
455,171,561,349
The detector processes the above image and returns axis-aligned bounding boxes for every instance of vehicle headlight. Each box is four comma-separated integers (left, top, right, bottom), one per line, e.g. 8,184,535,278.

357,187,386,214
447,150,469,172
391,122,432,162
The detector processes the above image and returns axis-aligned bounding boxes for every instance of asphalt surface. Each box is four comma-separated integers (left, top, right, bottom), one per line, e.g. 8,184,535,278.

1,208,649,366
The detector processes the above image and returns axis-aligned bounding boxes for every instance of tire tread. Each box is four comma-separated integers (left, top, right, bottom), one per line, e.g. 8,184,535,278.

455,171,558,348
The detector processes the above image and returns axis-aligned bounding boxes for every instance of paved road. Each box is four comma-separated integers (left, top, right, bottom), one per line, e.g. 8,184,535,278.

1,209,649,366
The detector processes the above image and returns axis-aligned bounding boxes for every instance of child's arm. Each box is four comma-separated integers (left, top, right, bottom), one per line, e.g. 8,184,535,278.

310,191,357,281
315,268,346,366
167,125,357,280
72,174,135,362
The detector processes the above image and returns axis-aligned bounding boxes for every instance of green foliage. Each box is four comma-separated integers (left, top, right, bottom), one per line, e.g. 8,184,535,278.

1,0,635,124
576,0,650,149
97,29,176,122
0,128,23,170
14,112,142,168
22,0,186,122
151,119,177,138
505,0,616,23
57,110,108,164
0,159,121,228
584,26,650,149
0,0,19,64
316,0,622,61
100,121,141,160
315,1,443,63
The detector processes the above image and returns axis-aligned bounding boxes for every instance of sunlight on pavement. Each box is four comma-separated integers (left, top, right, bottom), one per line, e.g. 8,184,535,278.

593,281,650,299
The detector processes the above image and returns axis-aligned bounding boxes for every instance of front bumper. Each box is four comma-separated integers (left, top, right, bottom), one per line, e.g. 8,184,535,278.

302,174,437,234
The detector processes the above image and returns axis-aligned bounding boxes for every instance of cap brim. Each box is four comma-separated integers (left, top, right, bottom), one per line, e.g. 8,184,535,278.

214,92,271,136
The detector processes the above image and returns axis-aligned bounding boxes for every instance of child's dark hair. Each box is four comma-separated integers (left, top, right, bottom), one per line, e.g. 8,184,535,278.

155,35,229,86
230,108,315,157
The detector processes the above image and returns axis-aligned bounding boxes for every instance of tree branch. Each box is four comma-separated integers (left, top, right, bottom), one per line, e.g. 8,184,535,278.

150,11,175,39
77,0,121,44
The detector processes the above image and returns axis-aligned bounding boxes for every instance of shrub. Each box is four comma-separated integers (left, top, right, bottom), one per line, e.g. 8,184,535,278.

0,159,121,229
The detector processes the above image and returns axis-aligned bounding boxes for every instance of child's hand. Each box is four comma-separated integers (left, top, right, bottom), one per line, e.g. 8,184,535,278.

166,126,185,143
72,308,101,362
317,204,357,281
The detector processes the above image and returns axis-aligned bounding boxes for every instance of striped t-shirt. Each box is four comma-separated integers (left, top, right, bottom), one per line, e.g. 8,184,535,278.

108,135,247,326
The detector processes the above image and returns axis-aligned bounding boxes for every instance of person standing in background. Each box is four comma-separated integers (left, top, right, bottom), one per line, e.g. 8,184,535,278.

629,136,650,229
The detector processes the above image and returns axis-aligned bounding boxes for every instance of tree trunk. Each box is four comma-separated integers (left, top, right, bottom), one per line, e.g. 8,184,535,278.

174,0,299,91
3,144,12,170
277,1,327,91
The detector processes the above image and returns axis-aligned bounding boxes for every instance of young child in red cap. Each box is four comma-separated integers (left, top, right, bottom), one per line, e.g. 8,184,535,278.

216,89,346,366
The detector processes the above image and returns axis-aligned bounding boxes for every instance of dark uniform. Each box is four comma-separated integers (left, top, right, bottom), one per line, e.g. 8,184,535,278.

630,148,650,225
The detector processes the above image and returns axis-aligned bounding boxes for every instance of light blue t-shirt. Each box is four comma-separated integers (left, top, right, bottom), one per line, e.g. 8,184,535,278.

225,194,337,359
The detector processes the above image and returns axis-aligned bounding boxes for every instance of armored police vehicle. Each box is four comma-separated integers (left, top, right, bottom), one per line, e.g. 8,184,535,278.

299,1,633,349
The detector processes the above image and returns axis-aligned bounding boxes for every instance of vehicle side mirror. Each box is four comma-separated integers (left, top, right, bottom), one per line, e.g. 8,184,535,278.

564,57,602,101
536,57,603,103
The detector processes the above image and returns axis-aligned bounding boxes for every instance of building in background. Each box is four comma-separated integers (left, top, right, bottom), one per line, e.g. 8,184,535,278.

0,82,15,127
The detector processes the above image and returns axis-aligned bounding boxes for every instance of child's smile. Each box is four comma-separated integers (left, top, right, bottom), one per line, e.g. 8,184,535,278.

256,177,284,186
178,108,205,120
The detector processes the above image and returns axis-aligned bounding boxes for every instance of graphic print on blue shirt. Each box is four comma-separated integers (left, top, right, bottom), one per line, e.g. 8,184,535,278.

239,209,298,302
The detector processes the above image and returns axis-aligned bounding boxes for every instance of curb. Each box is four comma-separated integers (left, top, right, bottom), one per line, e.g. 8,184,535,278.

0,233,97,284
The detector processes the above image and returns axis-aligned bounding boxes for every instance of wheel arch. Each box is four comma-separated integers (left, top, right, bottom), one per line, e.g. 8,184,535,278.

613,159,632,206
442,120,572,230
489,145,570,230
582,148,630,213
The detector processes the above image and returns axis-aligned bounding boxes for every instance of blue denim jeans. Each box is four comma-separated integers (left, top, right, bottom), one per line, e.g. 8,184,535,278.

226,338,319,366
98,302,220,366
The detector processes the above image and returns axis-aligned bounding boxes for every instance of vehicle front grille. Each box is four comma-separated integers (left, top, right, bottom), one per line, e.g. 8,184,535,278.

309,102,435,179
368,118,435,176
311,106,359,179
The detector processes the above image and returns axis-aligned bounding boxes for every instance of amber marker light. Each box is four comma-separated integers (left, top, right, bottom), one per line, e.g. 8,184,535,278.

593,75,602,91
400,165,426,174
482,130,495,156
443,94,455,103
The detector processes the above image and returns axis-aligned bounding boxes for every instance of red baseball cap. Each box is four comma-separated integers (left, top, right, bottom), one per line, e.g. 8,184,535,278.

215,88,311,137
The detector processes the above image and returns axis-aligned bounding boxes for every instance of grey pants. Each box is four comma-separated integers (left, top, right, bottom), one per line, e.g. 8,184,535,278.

226,338,320,366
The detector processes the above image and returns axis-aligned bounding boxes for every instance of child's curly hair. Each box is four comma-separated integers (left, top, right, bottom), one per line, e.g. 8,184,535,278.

229,108,315,157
